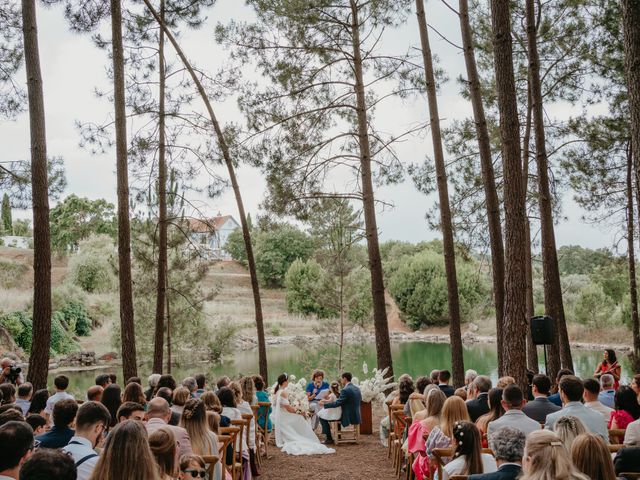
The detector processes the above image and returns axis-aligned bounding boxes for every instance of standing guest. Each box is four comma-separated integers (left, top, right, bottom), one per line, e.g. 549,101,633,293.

554,415,587,451
172,387,191,417
0,384,16,405
123,382,146,407
523,374,561,423
583,378,613,420
88,419,161,480
469,427,525,480
44,375,74,424
0,358,24,386
182,378,198,398
156,375,177,394
466,376,492,423
519,430,588,480
181,399,222,480
609,385,640,442
599,374,616,408
36,399,77,449
26,390,48,418
19,448,76,480
548,369,574,407
146,397,193,458
149,428,177,480
62,402,110,480
571,433,617,480
15,383,32,416
145,374,161,401
156,388,180,426
0,421,33,479
438,370,455,398
426,396,470,459
178,455,207,480
100,384,121,429
545,375,609,443
201,391,222,414
194,374,206,397
476,388,505,443
487,384,541,437
115,402,145,423
216,376,230,391
441,421,497,479
25,415,46,436
594,349,621,390
94,374,111,389
86,386,103,403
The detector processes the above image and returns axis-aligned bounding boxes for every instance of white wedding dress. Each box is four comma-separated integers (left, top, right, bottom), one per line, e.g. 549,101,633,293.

273,391,335,456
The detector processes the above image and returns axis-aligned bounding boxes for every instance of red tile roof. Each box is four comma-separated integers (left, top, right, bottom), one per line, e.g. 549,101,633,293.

187,215,232,233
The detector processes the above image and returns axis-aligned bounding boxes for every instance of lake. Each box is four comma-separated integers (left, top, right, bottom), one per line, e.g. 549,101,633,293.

49,341,633,397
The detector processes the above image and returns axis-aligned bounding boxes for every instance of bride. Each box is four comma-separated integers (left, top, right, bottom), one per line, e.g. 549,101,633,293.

272,373,335,456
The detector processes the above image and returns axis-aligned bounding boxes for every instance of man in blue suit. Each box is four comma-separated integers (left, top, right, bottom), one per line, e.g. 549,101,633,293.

319,372,362,444
469,427,525,480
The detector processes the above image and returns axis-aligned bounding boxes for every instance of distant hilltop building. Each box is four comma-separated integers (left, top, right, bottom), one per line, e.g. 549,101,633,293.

186,214,240,260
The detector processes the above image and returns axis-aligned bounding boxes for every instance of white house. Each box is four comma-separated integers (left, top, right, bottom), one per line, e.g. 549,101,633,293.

187,214,240,260
1,236,31,249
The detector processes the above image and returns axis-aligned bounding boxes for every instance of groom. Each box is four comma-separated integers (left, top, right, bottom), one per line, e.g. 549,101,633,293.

319,372,362,444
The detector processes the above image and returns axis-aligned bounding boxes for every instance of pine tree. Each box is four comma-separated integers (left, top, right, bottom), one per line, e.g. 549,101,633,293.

1,194,12,233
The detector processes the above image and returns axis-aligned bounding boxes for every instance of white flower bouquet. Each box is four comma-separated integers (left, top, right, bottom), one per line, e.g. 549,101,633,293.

354,364,397,404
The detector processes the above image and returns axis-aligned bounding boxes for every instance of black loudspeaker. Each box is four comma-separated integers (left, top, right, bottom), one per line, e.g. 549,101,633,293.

530,315,555,345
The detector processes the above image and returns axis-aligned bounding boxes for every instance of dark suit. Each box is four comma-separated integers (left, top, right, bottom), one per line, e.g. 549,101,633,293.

615,448,640,477
469,464,521,480
522,396,561,423
320,382,362,440
439,384,455,398
467,392,490,422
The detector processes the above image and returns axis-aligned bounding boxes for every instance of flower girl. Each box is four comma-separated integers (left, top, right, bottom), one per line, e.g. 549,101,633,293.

317,381,342,421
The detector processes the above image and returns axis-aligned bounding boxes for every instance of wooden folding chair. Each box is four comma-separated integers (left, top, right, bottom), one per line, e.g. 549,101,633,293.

220,426,241,480
388,404,405,462
201,455,219,480
250,405,263,468
609,428,626,444
432,447,455,480
392,410,408,475
386,400,394,459
230,419,246,480
328,421,360,445
255,402,272,458
450,476,469,480
216,434,231,470
609,444,624,453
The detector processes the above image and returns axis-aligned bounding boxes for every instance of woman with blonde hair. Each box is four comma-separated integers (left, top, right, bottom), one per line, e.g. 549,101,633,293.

239,376,257,406
201,391,222,414
172,387,191,416
409,389,447,480
149,427,177,480
426,395,470,461
88,419,161,480
181,398,222,480
571,433,616,480
555,415,587,451
520,430,588,480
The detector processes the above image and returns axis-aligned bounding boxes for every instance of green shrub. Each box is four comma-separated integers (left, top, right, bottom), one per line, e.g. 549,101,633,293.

0,311,31,352
573,283,616,328
51,312,77,354
68,235,117,293
52,284,87,312
284,259,332,317
87,297,115,328
208,320,239,362
60,301,92,336
345,267,373,326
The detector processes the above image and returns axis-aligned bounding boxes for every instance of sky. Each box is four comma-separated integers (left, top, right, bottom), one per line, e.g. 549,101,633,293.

0,0,617,250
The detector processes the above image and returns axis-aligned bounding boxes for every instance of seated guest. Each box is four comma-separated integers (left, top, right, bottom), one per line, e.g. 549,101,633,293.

0,383,16,405
127,376,141,385
430,370,440,384
523,374,560,423
253,375,272,432
571,432,616,480
632,374,640,403
156,375,177,393
438,370,455,398
0,409,24,426
426,396,470,459
380,374,413,446
519,430,588,480
583,378,613,421
180,399,222,480
476,388,504,445
407,376,431,416
496,377,515,389
89,419,161,480
230,381,255,454
614,447,640,477
466,375,491,423
454,388,467,400
156,388,180,426
465,369,478,389
598,374,616,409
86,386,103,403
548,368,574,407
441,421,497,479
19,448,76,480
178,455,207,480
171,387,190,416
0,421,34,479
115,402,145,423
194,374,206,397
410,389,446,480
145,374,161,401
149,428,177,480
487,384,540,437
306,370,329,429
555,415,587,451
15,383,32,416
100,384,121,429
62,401,111,480
146,397,192,458
25,414,46,436
26,390,48,418
469,426,525,480
201,391,223,414
182,377,198,398
94,374,111,389
108,374,117,384
216,376,230,391
36,398,77,449
122,382,146,407
624,417,640,446
317,381,342,422
545,375,609,443
609,385,640,439
44,375,74,425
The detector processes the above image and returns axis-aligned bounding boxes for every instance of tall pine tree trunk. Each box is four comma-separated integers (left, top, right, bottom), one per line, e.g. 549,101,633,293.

153,0,167,374
526,0,572,372
142,0,269,381
417,0,464,387
349,0,393,377
111,0,138,380
22,0,51,391
626,142,640,364
623,0,640,364
458,0,505,375
490,0,528,390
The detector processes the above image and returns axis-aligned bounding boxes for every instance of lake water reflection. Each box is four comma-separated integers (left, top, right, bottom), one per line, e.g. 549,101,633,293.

51,341,632,397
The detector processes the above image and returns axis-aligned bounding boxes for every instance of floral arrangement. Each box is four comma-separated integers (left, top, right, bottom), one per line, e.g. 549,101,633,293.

269,374,310,415
353,363,397,404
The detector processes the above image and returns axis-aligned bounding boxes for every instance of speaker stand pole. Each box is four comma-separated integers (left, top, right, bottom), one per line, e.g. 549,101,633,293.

543,344,548,376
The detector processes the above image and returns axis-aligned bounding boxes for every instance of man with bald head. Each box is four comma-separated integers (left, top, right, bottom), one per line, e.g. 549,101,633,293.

0,357,24,385
145,397,192,457
86,385,104,402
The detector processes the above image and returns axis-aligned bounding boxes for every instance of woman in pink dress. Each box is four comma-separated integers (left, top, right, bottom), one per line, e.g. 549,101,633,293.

608,386,640,443
408,389,447,480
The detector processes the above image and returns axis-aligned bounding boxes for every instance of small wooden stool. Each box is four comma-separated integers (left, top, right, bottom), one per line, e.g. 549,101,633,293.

329,421,360,444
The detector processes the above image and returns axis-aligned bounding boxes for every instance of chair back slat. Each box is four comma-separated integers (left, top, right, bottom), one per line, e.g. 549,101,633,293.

201,455,219,480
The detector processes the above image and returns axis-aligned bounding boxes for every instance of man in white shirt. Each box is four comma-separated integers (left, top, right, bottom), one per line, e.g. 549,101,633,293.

487,384,541,437
44,374,75,424
0,421,34,479
583,378,613,421
62,401,111,480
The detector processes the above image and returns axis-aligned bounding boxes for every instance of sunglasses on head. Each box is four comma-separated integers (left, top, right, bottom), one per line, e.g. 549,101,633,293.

182,469,206,478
